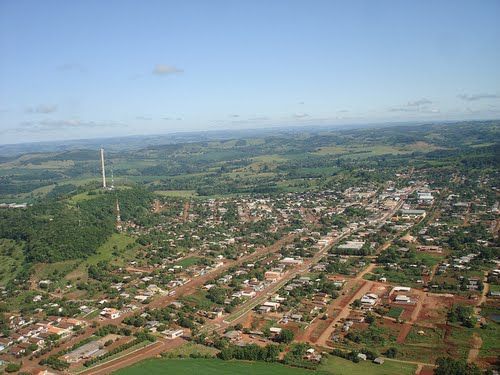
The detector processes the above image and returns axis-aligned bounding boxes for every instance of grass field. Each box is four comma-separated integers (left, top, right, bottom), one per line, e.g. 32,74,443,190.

404,326,445,345
155,190,197,197
414,252,444,267
319,356,417,375
447,325,474,360
67,190,102,204
180,290,216,308
371,268,422,288
314,145,414,159
87,232,136,266
387,306,404,319
112,359,324,375
163,342,219,357
0,239,25,286
175,256,204,268
488,283,500,293
67,232,136,281
477,321,500,358
32,260,80,282
110,354,417,375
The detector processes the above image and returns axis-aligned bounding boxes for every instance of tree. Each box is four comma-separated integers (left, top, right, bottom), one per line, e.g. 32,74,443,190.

5,363,22,373
434,357,482,375
385,347,398,358
448,305,475,328
365,312,376,324
276,328,295,344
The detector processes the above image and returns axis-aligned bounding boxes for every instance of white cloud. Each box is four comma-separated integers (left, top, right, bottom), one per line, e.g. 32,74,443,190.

13,119,122,132
26,104,58,114
152,64,183,75
292,113,309,119
457,93,500,101
407,98,432,106
56,63,86,73
388,97,438,113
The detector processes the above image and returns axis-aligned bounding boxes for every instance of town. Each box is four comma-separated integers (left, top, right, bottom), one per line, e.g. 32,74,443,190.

1,162,498,375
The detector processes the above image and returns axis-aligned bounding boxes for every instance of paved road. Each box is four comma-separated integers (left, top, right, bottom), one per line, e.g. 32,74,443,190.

78,338,186,375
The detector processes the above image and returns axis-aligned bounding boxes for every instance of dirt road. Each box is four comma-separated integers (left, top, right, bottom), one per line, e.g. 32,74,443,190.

315,280,373,347
182,202,190,223
467,332,483,364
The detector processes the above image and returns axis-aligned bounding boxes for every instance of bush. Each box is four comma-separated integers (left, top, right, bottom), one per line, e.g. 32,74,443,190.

5,363,22,373
385,347,398,358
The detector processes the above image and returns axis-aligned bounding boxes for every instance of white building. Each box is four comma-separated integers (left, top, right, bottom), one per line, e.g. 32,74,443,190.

164,329,184,339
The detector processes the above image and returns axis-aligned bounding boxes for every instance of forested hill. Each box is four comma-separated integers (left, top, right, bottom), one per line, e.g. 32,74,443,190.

0,188,152,262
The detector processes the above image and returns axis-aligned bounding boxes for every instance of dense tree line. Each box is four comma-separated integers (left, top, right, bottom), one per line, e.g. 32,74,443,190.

217,343,282,361
0,188,152,262
83,332,156,367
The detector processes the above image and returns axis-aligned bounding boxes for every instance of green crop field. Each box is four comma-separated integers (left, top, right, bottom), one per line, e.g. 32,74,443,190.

112,359,325,375
113,357,418,375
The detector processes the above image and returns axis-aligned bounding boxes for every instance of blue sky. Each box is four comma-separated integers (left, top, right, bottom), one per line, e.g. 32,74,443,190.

1,0,499,144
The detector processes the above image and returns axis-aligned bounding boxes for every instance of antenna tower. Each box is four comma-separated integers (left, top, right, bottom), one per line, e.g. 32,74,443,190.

100,148,107,188
116,197,122,230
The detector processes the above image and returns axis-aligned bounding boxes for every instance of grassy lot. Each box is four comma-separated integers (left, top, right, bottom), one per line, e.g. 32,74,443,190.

387,306,404,319
33,260,80,280
414,252,444,267
393,325,447,363
67,190,103,204
164,342,219,357
155,190,197,197
67,232,136,281
5,290,41,311
447,325,474,360
251,154,288,163
477,322,500,358
319,356,417,375
180,290,216,308
0,239,25,286
313,145,347,155
372,268,422,288
112,359,325,375
175,257,204,268
396,324,472,362
87,232,136,266
405,326,445,345
488,283,500,293
28,183,56,197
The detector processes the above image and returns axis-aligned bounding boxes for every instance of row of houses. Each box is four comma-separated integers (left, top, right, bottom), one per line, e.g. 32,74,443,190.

0,317,86,356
